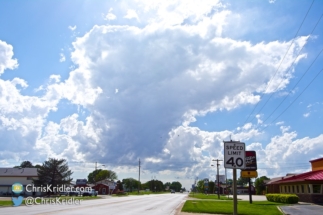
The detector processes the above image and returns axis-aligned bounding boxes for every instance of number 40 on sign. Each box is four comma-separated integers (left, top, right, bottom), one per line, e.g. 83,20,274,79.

224,141,246,169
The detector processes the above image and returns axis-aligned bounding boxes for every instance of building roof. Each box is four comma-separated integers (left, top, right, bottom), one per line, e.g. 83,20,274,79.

96,179,115,186
0,168,38,177
265,174,298,185
310,157,323,163
271,170,323,184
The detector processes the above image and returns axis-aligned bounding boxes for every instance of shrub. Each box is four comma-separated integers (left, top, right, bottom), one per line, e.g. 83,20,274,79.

266,194,298,204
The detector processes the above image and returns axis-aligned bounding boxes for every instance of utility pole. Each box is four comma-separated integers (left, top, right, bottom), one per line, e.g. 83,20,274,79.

138,159,141,194
94,162,97,187
212,159,223,199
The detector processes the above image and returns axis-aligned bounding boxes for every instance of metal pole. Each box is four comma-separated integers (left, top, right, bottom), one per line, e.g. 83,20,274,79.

138,159,140,194
217,163,220,199
212,159,222,199
249,178,252,204
233,168,237,215
94,162,97,187
226,168,228,198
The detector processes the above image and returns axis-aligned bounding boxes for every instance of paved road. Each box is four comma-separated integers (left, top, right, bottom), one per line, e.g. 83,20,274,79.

0,194,187,215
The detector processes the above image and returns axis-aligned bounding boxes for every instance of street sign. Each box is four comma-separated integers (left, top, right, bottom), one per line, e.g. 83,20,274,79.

244,151,257,170
241,170,258,178
204,178,209,190
224,141,246,169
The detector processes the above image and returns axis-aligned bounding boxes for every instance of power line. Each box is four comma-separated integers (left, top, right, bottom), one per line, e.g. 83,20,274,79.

270,67,323,124
243,0,315,125
257,14,323,127
258,66,323,133
261,47,323,126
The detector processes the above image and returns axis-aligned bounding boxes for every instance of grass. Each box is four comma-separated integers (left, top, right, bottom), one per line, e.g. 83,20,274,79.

0,196,99,207
189,193,233,200
182,200,286,215
0,200,13,206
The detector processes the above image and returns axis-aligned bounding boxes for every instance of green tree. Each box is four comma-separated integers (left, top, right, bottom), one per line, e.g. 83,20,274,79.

34,164,42,168
14,160,35,168
142,180,164,192
87,169,102,183
95,170,117,182
208,181,215,194
33,158,73,193
227,179,233,186
255,176,270,195
170,181,182,192
237,176,250,186
164,182,171,190
122,178,139,192
197,180,204,193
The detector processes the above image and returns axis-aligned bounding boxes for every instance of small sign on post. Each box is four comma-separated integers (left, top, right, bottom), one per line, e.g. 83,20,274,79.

241,170,258,178
244,151,257,170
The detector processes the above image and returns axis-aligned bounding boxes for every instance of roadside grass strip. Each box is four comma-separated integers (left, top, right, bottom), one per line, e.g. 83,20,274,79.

0,200,13,206
189,193,233,200
182,200,286,215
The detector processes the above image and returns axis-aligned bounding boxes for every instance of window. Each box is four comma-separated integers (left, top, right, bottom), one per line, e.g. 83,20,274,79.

313,185,321,194
296,185,299,193
292,186,294,193
308,185,311,193
301,185,304,193
288,186,290,193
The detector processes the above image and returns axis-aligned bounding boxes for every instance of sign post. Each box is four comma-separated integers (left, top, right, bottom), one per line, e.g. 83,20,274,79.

224,140,246,215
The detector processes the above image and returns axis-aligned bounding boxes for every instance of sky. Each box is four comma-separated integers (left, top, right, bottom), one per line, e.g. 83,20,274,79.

0,0,322,190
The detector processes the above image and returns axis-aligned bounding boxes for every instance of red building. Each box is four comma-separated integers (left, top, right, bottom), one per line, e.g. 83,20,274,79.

269,157,323,204
92,179,117,195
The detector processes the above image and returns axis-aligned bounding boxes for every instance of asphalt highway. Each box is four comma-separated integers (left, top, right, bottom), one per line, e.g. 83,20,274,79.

0,193,187,215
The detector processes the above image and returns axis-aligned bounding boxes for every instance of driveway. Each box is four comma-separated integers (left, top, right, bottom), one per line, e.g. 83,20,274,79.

279,204,323,215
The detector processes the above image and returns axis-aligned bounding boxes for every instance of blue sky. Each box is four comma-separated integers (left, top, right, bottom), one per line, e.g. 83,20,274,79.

0,0,322,189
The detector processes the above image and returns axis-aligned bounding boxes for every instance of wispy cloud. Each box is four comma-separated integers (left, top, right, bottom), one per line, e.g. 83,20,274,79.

124,9,139,21
59,53,66,62
105,8,116,20
68,25,77,31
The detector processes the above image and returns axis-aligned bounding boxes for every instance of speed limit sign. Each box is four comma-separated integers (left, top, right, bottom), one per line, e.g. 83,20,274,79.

224,141,246,169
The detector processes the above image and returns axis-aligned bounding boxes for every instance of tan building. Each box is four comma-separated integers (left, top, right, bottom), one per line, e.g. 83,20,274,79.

0,168,38,196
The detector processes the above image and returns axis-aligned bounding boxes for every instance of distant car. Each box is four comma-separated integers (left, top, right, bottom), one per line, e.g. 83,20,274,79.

59,192,68,196
180,190,183,193
82,189,97,197
68,191,80,196
171,190,175,194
